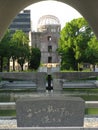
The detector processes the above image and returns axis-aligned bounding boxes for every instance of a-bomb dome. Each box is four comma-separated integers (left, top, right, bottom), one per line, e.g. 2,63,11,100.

37,15,60,27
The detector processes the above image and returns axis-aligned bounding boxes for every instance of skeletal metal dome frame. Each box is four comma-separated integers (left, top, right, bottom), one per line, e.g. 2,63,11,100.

37,15,60,27
0,0,98,39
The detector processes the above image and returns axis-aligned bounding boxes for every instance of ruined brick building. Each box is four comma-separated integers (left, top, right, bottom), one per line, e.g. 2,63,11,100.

29,15,61,70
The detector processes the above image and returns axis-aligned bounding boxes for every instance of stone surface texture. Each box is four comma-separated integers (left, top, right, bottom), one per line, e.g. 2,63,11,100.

16,96,85,127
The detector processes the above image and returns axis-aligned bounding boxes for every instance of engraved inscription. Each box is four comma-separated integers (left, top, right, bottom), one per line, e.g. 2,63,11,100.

28,105,74,124
16,97,85,127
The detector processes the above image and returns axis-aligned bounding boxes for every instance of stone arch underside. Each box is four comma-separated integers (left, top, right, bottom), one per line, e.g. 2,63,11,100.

0,0,98,39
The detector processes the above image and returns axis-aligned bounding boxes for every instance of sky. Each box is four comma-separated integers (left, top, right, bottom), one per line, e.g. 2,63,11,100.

25,1,82,31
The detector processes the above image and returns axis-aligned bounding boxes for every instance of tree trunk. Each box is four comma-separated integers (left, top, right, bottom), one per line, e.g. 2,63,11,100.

12,58,15,71
0,57,1,72
74,62,78,71
21,64,24,71
0,57,3,72
93,64,95,71
7,58,10,72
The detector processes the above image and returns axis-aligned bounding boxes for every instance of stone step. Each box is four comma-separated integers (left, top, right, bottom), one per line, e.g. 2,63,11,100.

63,82,96,88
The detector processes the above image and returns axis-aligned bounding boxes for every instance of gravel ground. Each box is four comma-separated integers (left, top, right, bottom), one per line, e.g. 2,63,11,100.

84,117,98,127
0,118,98,128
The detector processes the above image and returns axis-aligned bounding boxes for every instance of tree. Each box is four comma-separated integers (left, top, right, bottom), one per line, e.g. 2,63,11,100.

17,43,30,71
85,36,98,70
58,18,93,70
29,47,41,70
0,30,12,72
10,38,19,71
11,30,30,71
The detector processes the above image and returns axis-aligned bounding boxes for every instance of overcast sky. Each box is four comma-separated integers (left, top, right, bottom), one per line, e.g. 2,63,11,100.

25,1,82,31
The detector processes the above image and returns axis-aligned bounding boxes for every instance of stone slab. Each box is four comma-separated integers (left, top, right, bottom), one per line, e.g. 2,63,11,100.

63,82,95,88
8,128,85,130
16,96,85,127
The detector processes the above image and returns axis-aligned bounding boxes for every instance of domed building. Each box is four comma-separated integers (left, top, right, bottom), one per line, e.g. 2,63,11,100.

29,15,61,72
37,15,60,32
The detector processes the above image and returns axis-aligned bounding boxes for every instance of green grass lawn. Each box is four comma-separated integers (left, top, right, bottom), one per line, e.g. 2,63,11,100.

0,108,98,116
85,108,98,115
0,110,16,116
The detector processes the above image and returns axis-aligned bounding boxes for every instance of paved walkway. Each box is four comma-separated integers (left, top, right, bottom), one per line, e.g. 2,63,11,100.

0,117,98,128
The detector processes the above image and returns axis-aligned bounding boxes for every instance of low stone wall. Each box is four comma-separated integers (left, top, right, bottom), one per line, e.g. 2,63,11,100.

52,72,98,90
0,72,98,91
0,72,47,91
52,72,98,80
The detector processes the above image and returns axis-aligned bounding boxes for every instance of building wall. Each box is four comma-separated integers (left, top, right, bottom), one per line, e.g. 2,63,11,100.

8,10,31,34
30,24,61,65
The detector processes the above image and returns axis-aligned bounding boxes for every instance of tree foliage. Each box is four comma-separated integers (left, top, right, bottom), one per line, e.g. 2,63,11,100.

11,30,30,71
29,47,41,70
0,29,42,72
85,36,98,64
0,30,12,71
58,18,94,70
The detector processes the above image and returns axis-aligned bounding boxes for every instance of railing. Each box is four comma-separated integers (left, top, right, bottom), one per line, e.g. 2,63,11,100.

85,101,98,108
0,102,15,110
0,101,98,110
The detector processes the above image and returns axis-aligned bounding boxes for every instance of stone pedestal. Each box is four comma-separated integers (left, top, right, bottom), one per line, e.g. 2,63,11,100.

52,79,63,91
16,95,85,127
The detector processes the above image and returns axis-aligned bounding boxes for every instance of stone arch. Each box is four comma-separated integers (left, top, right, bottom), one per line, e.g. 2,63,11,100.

0,0,98,38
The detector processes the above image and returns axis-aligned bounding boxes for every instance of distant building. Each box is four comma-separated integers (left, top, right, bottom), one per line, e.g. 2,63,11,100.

29,15,61,72
8,10,31,34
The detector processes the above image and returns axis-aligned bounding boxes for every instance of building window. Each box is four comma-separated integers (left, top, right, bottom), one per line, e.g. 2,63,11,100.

48,56,52,63
51,28,56,32
47,36,52,41
48,45,52,52
58,27,60,32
